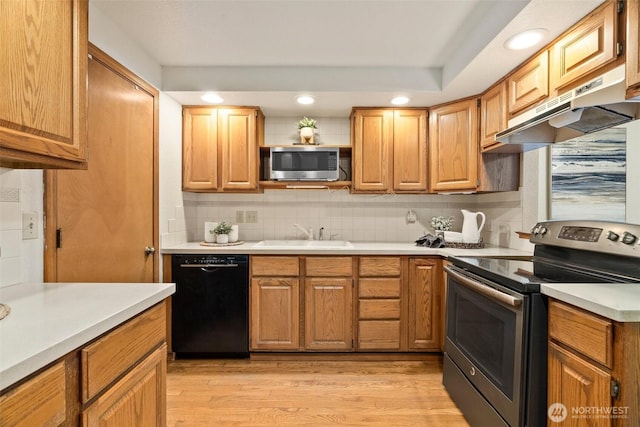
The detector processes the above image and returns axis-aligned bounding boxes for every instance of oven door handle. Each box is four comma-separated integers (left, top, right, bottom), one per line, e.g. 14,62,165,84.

444,265,523,307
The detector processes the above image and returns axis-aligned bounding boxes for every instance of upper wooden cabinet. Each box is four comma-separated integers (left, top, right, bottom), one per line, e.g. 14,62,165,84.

550,0,620,93
428,99,478,192
627,0,640,95
182,106,263,192
480,81,507,151
351,108,428,193
0,0,88,169
507,51,549,116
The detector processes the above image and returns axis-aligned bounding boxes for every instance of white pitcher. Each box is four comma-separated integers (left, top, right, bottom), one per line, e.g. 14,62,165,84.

461,209,486,243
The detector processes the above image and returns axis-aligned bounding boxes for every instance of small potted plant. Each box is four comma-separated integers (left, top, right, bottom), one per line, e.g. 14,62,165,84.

297,116,317,144
431,216,454,237
214,221,233,244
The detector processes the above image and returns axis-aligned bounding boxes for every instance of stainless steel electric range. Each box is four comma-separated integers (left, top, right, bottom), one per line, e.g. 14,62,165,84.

442,220,640,427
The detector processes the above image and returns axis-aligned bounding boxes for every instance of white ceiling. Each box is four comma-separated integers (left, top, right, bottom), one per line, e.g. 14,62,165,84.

92,0,604,116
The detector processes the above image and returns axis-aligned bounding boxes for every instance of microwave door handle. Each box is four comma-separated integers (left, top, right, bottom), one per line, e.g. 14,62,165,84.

444,265,523,307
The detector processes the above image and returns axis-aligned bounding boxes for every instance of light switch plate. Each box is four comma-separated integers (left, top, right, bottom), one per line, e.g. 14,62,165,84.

22,213,37,239
246,211,258,223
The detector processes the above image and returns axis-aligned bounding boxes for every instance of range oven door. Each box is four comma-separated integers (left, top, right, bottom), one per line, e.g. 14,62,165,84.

444,265,527,427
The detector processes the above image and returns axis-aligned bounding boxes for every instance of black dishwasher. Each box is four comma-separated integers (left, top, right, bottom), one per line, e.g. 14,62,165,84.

171,254,249,358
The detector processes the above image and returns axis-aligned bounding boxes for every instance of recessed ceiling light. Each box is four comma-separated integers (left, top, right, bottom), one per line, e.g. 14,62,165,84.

201,93,224,103
296,95,315,105
504,28,548,50
391,96,410,105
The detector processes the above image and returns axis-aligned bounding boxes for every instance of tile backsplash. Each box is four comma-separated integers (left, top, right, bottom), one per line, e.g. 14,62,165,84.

0,168,44,288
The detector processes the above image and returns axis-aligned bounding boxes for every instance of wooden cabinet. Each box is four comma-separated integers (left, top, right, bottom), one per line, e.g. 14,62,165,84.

627,0,640,96
351,108,427,193
0,302,168,427
507,51,549,116
480,81,507,151
304,257,353,351
550,0,620,93
182,106,263,192
83,344,167,427
428,98,479,192
250,256,300,350
82,302,167,426
357,257,402,351
0,361,67,426
407,258,441,351
0,0,88,169
547,299,640,426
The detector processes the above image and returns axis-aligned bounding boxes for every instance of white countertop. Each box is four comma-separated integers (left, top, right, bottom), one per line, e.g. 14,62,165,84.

161,241,532,258
0,282,175,391
541,283,640,322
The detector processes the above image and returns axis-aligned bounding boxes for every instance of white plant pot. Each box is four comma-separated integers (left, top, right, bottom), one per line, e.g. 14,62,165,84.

204,222,217,242
299,127,315,144
229,225,239,242
216,234,229,244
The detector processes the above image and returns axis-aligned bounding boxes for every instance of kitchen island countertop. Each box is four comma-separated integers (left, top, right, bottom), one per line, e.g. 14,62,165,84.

0,282,175,391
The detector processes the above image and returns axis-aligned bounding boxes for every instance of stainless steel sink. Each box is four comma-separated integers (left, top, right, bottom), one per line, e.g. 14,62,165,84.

255,240,352,248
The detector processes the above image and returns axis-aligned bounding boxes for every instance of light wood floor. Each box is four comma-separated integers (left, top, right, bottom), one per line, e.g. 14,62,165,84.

167,357,470,426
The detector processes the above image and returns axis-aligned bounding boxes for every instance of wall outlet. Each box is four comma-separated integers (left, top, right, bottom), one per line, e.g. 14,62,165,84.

246,211,258,223
22,212,37,239
236,210,245,223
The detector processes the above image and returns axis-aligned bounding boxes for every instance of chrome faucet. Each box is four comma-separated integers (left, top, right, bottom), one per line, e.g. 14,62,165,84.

293,223,313,240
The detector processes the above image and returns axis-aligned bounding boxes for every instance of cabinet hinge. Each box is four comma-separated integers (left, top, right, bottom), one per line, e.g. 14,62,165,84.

611,378,620,399
352,279,355,288
617,0,624,14
56,228,62,249
616,42,624,56
476,98,481,108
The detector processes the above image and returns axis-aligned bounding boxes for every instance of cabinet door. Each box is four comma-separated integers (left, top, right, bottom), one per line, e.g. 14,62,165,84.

352,109,393,192
407,258,441,351
182,108,218,191
507,51,549,116
548,342,612,427
480,81,507,151
627,0,640,92
551,0,618,92
83,344,167,427
428,99,478,192
305,278,353,351
218,108,260,191
250,277,300,350
0,0,87,168
392,109,428,192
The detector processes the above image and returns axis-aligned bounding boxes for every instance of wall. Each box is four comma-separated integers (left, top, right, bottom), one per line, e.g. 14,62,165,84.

0,169,43,289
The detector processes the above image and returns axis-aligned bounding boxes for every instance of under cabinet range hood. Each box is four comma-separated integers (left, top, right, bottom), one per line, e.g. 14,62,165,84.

494,65,639,152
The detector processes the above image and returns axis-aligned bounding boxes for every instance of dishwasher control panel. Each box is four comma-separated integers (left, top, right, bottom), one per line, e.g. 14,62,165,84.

176,255,248,266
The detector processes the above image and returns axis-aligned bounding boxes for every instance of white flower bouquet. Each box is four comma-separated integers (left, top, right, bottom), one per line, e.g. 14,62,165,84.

431,216,454,231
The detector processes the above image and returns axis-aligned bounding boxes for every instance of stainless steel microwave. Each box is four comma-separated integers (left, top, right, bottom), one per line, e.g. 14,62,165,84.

270,146,339,181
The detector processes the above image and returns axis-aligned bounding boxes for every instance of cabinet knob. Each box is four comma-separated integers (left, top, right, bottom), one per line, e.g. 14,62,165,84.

145,246,156,255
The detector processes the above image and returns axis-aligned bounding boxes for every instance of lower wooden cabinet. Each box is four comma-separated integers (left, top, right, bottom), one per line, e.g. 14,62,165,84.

0,361,67,426
250,256,300,350
547,299,640,426
83,344,167,427
407,258,441,351
250,255,442,354
0,302,168,427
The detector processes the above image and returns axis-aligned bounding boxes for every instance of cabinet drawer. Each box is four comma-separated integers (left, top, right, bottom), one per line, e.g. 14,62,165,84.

0,361,66,426
251,256,299,276
358,320,400,350
81,302,166,403
359,278,401,297
359,257,401,277
359,299,400,319
549,300,613,368
305,257,353,276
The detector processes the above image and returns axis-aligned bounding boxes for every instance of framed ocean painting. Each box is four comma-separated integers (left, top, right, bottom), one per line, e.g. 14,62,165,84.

551,127,626,222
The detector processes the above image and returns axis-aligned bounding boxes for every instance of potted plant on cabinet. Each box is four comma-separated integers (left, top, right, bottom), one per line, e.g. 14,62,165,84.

214,221,233,244
297,116,317,144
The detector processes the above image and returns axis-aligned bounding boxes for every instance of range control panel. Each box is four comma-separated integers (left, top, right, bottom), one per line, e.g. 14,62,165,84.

530,220,640,257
